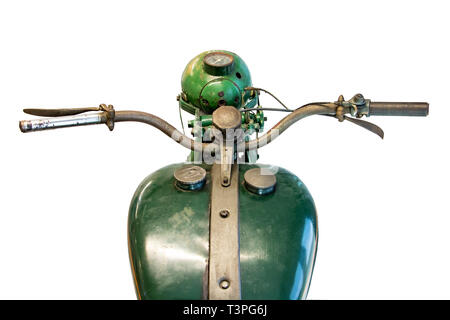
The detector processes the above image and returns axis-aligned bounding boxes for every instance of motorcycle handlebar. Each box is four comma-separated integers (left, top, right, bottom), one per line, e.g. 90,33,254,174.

19,105,337,151
19,96,429,151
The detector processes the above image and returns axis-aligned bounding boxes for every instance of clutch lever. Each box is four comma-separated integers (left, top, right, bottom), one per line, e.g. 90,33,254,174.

23,107,102,117
22,104,116,131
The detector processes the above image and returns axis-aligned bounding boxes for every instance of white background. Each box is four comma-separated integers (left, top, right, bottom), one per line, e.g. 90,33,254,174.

0,0,449,299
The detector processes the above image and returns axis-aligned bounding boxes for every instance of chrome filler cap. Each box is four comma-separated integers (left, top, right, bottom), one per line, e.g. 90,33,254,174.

244,168,277,195
174,165,206,191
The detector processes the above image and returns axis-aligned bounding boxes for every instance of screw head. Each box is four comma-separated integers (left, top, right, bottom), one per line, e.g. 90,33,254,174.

219,279,230,289
219,210,230,218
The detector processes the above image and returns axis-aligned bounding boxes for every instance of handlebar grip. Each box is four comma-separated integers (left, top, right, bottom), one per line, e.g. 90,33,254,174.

19,112,105,133
369,102,429,117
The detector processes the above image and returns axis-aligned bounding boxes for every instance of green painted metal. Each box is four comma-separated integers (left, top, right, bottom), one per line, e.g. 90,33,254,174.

180,50,255,114
128,163,210,300
239,164,318,300
128,163,318,300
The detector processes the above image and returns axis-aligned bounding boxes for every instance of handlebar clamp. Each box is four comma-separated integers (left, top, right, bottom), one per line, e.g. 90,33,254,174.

335,94,370,118
99,104,115,131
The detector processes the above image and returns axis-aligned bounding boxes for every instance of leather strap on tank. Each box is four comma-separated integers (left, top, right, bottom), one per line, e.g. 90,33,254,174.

208,163,241,299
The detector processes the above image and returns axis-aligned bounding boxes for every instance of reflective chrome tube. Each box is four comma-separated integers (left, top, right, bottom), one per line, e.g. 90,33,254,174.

19,112,105,133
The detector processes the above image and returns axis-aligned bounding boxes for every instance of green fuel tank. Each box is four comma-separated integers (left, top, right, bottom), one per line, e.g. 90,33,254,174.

128,163,318,300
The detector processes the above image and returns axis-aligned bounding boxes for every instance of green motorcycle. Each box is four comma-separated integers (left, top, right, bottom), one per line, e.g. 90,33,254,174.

19,50,429,300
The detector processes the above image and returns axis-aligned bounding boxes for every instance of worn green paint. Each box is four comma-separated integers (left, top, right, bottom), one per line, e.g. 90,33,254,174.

128,163,210,300
239,164,318,300
181,50,254,113
128,163,318,300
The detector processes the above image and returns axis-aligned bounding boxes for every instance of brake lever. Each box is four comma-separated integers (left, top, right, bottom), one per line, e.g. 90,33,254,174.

322,113,384,139
342,115,384,139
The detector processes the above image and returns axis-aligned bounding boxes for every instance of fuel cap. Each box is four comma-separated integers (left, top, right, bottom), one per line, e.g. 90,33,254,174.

174,165,206,191
244,168,277,195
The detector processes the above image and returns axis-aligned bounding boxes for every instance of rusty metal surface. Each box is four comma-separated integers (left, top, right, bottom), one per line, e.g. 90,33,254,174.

219,145,234,187
369,102,429,116
244,104,336,150
343,115,384,139
114,111,212,152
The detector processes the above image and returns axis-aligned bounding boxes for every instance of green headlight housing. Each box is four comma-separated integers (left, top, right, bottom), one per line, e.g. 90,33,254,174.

180,50,257,114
